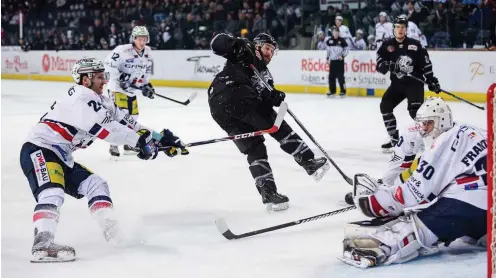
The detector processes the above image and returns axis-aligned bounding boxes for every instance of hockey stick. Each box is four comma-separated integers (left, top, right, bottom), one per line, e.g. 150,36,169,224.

248,63,353,185
154,91,198,106
157,101,288,149
130,85,198,106
215,205,356,240
406,74,485,111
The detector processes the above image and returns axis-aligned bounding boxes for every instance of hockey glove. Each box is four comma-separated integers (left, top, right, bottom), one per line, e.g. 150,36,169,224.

270,89,286,107
387,62,399,74
376,61,390,75
427,77,441,94
142,83,155,99
233,38,255,64
136,129,158,160
159,129,189,157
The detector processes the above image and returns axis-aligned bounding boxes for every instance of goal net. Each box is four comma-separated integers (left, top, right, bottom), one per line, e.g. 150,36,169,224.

488,83,496,278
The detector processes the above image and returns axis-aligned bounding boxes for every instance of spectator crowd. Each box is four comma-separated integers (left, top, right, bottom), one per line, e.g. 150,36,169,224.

316,0,496,49
2,0,303,51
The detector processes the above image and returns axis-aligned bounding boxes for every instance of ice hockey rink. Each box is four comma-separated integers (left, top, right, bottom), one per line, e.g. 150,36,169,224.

1,80,487,278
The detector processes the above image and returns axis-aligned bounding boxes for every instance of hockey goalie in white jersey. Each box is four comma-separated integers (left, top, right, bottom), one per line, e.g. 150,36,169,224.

105,25,155,157
20,58,188,263
339,97,487,268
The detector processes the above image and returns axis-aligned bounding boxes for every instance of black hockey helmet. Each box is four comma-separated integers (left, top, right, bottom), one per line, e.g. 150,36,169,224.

253,33,278,50
393,15,408,27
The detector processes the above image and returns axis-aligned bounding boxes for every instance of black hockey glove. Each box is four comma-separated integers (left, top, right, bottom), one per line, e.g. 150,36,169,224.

159,129,189,157
232,38,255,64
136,129,159,160
387,61,399,74
142,83,155,99
427,77,441,94
270,89,286,107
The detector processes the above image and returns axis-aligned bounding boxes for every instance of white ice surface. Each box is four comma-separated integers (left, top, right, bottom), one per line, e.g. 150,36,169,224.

1,80,488,278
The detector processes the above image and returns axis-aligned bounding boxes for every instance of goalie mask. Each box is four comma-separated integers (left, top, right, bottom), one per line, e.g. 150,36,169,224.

415,97,453,142
71,58,107,84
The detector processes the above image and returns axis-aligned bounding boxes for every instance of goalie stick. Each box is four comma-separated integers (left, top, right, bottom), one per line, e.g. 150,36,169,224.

248,63,353,185
158,101,288,149
215,205,356,240
406,74,485,110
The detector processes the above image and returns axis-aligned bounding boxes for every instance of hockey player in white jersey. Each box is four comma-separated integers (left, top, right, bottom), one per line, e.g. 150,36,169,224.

20,58,188,263
339,97,487,268
375,12,393,49
334,16,352,46
105,25,155,157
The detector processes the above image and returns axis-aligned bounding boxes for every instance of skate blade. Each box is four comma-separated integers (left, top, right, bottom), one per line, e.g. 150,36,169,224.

327,94,336,98
110,155,120,161
123,150,138,155
31,251,76,263
337,254,373,269
265,202,289,212
382,148,393,154
312,162,330,182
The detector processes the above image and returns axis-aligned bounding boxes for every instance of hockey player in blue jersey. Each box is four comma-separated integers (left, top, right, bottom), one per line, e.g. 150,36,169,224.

339,97,487,268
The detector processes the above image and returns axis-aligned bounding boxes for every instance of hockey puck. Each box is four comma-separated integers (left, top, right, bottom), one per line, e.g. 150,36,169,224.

344,192,354,205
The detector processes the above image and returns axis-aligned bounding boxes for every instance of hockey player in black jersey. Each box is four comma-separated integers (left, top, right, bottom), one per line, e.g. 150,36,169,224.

376,15,441,152
208,33,329,211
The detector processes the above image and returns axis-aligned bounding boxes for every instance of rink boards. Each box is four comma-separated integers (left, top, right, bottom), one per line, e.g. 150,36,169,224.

1,48,494,103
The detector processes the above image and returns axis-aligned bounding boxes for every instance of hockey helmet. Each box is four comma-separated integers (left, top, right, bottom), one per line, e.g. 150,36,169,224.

253,33,278,50
131,25,150,43
394,15,408,27
71,58,106,84
415,97,453,140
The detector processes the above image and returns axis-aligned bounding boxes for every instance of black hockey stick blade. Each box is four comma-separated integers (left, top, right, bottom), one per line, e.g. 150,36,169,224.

215,205,356,240
406,74,484,110
155,91,198,106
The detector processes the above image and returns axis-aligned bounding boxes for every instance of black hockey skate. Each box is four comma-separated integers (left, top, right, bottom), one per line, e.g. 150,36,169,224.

31,231,75,263
257,180,289,211
109,145,120,160
296,156,330,181
381,133,399,154
123,144,140,155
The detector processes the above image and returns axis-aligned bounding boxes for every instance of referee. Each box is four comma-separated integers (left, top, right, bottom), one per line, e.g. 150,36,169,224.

326,26,349,98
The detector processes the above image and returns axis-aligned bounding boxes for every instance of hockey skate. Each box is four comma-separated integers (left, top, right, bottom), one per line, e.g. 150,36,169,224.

123,144,139,155
296,156,330,181
381,133,399,154
31,231,75,263
338,238,387,269
257,180,289,212
326,92,336,98
339,93,346,98
109,145,120,160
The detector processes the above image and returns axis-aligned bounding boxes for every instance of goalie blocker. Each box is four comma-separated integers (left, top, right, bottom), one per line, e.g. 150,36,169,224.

339,97,487,268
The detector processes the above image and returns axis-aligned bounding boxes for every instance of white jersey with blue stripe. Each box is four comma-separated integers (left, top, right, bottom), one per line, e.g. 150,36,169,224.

26,85,149,167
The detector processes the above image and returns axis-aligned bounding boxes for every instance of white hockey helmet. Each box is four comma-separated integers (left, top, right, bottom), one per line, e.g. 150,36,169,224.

131,25,149,43
415,97,453,139
71,58,106,84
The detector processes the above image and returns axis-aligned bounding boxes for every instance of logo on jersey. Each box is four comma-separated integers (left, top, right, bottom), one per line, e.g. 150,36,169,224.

30,150,50,186
387,45,395,52
251,69,274,94
395,55,413,79
408,45,418,51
